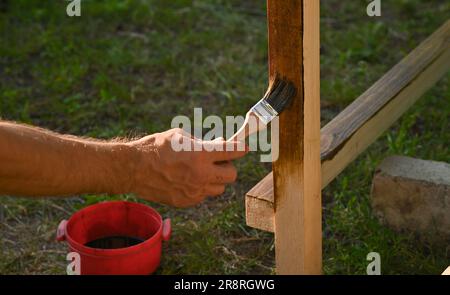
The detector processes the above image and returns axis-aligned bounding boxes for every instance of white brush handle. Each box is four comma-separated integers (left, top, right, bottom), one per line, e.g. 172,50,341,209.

227,111,267,142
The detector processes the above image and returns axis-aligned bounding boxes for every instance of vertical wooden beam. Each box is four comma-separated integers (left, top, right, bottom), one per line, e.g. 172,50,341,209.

269,0,321,274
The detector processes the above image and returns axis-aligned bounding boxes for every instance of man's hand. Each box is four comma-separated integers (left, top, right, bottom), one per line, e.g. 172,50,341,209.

0,122,247,207
126,128,247,207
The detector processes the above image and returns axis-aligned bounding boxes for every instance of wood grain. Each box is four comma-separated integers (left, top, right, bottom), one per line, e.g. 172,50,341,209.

246,19,450,233
269,0,322,274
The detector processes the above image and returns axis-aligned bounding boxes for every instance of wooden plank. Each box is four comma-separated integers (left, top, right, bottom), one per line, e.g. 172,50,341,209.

245,173,274,232
269,0,321,274
300,0,321,275
246,20,450,233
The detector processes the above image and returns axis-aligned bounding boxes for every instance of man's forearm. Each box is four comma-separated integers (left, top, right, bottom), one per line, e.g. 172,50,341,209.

0,123,247,206
0,121,134,197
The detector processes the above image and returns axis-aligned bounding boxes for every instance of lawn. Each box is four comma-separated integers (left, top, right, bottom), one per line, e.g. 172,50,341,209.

0,0,449,274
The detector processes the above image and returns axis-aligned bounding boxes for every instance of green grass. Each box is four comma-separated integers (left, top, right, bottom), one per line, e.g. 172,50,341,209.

1,0,449,274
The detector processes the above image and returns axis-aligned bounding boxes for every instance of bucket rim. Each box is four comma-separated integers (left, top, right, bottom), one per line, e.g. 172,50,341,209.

64,200,163,256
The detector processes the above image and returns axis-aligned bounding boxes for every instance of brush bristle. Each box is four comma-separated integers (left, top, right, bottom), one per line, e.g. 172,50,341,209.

263,75,296,114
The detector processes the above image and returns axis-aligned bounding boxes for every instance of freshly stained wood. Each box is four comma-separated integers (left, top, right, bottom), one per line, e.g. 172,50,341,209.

269,0,322,274
246,20,450,233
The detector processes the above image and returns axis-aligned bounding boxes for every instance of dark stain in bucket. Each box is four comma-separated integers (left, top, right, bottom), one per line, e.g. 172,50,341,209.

85,236,144,249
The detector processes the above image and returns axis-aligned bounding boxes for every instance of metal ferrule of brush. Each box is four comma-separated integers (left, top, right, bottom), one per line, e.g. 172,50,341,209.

250,99,279,125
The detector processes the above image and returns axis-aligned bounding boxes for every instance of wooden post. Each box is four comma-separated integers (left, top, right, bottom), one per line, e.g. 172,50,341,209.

269,0,321,274
246,20,450,234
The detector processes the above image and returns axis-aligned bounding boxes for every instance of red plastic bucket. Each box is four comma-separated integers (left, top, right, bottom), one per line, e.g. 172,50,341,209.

56,201,171,275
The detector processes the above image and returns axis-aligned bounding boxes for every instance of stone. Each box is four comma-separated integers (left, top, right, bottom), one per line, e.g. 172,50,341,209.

371,155,450,240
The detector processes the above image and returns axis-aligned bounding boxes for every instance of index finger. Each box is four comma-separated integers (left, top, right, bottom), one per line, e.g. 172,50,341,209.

202,140,248,161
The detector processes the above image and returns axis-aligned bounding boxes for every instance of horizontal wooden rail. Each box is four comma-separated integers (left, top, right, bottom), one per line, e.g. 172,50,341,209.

246,20,450,232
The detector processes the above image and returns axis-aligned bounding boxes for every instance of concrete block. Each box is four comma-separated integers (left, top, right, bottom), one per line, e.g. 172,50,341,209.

371,155,450,240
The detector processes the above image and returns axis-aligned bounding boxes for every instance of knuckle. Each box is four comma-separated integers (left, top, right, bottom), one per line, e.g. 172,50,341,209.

173,127,192,138
173,127,184,134
186,188,201,200
168,129,183,142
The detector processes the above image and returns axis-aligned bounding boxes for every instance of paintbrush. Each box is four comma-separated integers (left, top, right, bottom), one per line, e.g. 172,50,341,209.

227,75,296,142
